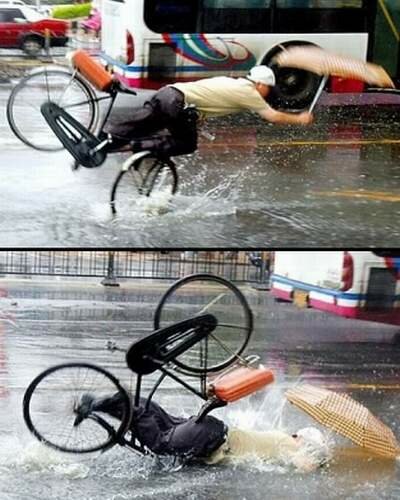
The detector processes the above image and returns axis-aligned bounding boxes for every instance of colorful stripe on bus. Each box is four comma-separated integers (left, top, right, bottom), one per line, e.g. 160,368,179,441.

271,275,400,325
162,34,256,70
100,33,256,89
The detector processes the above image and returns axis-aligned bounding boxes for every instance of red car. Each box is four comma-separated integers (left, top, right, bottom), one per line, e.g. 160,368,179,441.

0,5,68,55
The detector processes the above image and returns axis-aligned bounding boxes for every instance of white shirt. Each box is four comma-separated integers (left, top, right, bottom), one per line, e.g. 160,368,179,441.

171,77,270,118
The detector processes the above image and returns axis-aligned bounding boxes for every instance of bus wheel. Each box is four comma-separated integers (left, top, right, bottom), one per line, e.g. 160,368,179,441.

263,42,324,111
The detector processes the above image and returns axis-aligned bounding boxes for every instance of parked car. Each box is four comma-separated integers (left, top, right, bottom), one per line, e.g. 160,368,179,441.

0,5,68,55
0,1,52,16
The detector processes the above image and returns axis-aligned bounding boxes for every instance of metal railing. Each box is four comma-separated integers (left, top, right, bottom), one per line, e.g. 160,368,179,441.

0,251,270,285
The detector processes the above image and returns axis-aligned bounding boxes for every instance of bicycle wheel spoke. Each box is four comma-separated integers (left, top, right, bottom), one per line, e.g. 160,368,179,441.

215,323,250,331
56,71,77,106
197,293,227,315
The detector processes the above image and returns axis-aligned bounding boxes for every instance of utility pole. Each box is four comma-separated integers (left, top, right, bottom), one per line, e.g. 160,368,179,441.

101,251,120,286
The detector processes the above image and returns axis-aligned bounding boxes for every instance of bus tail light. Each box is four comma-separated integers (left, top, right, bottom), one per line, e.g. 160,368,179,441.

341,251,354,291
126,30,134,64
330,76,364,93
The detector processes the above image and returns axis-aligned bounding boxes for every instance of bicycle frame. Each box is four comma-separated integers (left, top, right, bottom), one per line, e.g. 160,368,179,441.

82,314,222,455
126,314,219,405
86,413,147,454
23,273,262,457
90,312,264,455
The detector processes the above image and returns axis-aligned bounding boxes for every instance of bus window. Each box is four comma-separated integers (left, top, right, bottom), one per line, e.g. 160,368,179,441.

204,0,268,6
275,0,367,33
144,0,199,33
201,0,272,34
277,1,362,7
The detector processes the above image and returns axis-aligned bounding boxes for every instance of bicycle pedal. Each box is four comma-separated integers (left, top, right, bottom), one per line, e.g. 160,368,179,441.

71,160,81,171
89,134,112,155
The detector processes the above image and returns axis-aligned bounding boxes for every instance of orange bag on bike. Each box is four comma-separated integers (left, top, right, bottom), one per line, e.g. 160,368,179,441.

210,365,274,402
72,49,114,92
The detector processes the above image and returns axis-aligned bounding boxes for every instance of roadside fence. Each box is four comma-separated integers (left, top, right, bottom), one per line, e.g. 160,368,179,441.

0,251,271,285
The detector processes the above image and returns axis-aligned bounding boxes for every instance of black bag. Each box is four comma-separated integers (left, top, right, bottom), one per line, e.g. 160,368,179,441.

133,107,199,157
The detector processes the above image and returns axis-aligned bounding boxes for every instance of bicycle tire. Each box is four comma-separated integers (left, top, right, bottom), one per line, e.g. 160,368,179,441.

23,362,132,454
110,153,178,215
153,274,253,375
7,68,99,151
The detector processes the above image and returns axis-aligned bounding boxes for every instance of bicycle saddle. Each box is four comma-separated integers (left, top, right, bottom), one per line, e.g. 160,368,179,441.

126,314,218,375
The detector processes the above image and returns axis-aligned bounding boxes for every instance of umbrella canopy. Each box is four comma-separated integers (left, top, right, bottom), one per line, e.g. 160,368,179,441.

276,46,395,89
286,384,400,459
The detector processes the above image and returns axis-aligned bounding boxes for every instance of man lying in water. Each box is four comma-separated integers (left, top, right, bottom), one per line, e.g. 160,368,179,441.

85,393,330,471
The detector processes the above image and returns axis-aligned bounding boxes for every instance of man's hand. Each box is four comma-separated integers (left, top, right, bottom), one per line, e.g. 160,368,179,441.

296,112,314,125
259,107,314,126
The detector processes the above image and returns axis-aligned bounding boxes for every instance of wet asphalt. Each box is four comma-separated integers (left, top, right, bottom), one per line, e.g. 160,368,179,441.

0,279,399,499
1,81,400,247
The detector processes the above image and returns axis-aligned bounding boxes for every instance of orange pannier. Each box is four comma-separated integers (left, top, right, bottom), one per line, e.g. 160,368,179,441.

72,49,114,92
210,365,274,403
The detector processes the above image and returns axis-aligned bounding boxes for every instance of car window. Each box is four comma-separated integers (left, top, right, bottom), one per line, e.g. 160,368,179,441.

0,8,26,21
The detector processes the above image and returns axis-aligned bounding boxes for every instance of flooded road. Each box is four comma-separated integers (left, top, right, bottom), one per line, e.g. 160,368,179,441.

1,84,400,247
0,279,399,499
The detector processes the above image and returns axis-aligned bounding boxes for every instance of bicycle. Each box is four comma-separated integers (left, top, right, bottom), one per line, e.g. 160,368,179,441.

6,50,189,212
22,274,274,457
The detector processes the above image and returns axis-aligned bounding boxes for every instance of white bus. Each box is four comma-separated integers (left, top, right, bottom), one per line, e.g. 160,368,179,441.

270,251,400,325
99,0,400,110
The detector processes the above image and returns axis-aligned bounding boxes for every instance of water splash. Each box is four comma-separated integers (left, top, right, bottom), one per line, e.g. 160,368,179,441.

213,378,335,472
108,170,243,230
0,436,90,478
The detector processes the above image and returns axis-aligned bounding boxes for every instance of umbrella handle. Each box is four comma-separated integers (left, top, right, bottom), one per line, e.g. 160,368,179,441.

308,75,329,113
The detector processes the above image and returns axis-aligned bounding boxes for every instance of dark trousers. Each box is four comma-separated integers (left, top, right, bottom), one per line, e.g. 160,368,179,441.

95,393,227,459
107,86,185,139
105,86,197,156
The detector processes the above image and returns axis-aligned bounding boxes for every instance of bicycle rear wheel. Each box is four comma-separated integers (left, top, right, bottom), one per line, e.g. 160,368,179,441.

23,363,131,454
110,153,178,215
7,68,98,151
153,274,253,375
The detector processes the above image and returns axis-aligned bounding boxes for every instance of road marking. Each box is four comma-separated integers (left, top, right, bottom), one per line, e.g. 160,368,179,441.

257,138,400,147
312,190,400,202
325,383,400,391
203,138,400,149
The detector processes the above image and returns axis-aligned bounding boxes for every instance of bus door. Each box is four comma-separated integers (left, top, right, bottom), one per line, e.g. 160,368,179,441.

144,0,266,83
144,0,197,83
145,36,184,84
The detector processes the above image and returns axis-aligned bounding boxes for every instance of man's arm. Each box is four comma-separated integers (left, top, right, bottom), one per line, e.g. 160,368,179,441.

258,107,313,125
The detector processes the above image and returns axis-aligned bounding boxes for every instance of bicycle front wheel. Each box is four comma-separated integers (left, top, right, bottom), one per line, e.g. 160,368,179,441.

141,158,178,197
153,274,253,375
7,68,98,151
23,363,132,454
110,154,178,215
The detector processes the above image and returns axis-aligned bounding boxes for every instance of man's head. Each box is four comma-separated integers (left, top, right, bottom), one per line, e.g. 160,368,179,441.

293,426,331,468
248,65,276,98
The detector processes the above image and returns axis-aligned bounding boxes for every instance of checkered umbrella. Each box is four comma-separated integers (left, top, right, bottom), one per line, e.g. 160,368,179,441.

286,384,400,459
276,46,395,88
